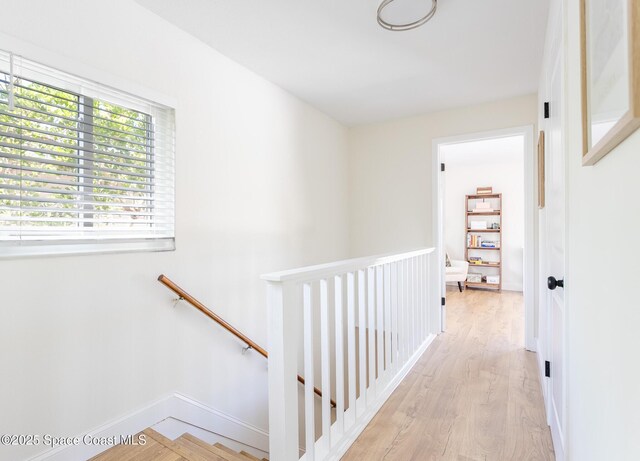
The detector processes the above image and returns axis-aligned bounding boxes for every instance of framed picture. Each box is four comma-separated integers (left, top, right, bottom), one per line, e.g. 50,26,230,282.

538,131,545,209
581,0,640,165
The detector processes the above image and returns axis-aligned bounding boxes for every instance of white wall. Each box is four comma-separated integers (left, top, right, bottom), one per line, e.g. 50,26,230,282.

442,137,525,291
348,94,537,257
560,0,640,458
0,1,349,460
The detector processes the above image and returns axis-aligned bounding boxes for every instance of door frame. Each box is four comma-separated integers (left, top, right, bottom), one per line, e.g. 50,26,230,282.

431,125,537,351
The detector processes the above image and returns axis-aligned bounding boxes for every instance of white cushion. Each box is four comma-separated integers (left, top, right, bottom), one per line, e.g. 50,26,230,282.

446,267,465,276
445,259,469,282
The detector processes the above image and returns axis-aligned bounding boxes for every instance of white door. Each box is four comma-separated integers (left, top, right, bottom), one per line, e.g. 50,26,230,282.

543,38,566,460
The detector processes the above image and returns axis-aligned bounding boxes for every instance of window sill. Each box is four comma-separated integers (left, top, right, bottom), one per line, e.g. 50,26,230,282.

0,238,175,259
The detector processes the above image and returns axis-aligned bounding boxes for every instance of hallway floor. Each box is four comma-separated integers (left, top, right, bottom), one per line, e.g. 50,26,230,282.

341,288,554,461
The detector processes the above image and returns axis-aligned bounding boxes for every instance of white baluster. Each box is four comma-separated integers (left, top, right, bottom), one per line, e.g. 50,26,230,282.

425,255,429,339
413,256,422,344
407,259,413,357
405,258,410,356
334,274,345,437
384,263,392,382
367,266,376,401
409,257,414,354
411,256,422,352
357,269,366,415
419,255,425,342
303,282,315,461
320,279,331,453
376,265,384,389
397,260,404,366
426,253,431,335
391,262,398,373
347,272,356,427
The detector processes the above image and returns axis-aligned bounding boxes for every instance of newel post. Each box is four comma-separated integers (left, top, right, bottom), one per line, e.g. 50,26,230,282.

266,280,300,461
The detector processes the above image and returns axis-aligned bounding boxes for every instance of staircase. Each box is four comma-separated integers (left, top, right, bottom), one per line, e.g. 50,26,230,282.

90,428,267,461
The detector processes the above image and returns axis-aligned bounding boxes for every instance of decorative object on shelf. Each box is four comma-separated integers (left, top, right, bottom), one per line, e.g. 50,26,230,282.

467,272,482,283
538,130,545,208
476,186,493,195
470,221,487,230
473,201,493,213
465,192,502,291
580,0,640,165
377,0,437,31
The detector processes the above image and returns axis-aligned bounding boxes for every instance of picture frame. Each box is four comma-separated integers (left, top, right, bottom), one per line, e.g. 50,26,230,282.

580,0,640,166
538,130,545,209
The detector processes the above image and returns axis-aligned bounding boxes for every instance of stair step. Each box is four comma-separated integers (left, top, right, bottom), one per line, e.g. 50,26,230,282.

135,444,186,461
239,450,262,461
143,428,214,461
87,437,134,460
117,442,167,461
182,434,249,461
175,435,228,461
87,427,266,461
212,442,254,461
88,431,183,461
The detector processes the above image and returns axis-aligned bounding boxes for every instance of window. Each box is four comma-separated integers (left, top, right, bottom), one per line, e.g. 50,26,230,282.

0,51,175,256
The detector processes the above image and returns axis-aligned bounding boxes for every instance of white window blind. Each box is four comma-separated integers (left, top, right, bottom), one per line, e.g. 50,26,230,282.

0,50,175,256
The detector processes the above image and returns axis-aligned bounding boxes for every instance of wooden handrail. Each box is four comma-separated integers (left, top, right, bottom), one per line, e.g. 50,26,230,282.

157,274,335,408
159,274,269,358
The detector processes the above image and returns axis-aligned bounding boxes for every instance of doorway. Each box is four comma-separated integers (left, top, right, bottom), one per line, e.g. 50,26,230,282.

432,126,536,350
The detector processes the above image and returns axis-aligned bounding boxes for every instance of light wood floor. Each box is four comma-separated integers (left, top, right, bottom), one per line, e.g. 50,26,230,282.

341,288,554,461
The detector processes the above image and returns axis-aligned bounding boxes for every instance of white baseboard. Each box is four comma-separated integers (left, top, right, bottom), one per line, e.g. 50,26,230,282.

26,393,268,461
550,399,565,461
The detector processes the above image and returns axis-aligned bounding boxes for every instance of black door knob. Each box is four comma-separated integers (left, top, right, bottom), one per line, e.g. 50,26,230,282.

547,276,564,290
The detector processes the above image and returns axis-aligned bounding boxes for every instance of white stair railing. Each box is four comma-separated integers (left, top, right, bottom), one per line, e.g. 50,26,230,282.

262,248,437,461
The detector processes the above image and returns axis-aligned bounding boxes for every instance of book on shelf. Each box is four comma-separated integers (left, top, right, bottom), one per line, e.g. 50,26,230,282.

467,235,482,247
468,257,499,266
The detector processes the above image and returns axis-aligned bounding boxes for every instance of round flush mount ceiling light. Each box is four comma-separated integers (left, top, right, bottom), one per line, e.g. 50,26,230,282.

377,0,438,31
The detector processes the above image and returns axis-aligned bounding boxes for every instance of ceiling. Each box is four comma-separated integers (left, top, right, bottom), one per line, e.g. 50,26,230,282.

441,135,524,166
135,0,549,126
